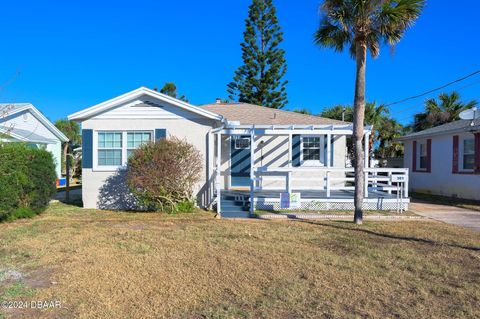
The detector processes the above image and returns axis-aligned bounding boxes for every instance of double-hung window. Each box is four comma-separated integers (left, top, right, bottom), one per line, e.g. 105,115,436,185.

461,138,475,171
98,132,122,166
419,142,427,170
301,136,332,166
127,132,152,158
302,136,321,163
96,131,153,169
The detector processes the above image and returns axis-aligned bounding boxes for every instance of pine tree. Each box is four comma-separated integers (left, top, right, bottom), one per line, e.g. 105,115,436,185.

227,0,288,109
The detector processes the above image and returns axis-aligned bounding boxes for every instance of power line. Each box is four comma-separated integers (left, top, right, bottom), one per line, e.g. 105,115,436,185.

385,69,480,107
394,96,480,124
389,78,480,116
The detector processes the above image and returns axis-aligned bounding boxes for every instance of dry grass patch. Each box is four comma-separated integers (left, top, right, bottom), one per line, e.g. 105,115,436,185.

0,203,479,319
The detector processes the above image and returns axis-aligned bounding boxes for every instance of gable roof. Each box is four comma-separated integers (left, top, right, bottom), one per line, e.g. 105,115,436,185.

0,103,68,142
398,118,480,140
68,87,224,122
201,103,346,126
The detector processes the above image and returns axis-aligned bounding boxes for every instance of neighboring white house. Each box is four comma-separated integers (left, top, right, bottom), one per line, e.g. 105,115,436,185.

399,119,480,200
0,103,68,178
68,87,410,216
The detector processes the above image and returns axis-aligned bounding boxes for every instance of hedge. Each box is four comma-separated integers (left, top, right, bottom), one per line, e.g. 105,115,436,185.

0,143,57,221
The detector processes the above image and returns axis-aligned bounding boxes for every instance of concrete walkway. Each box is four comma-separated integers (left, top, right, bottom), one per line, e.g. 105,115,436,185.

409,201,480,233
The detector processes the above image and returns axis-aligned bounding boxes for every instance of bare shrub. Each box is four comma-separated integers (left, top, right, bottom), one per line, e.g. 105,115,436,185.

126,137,203,213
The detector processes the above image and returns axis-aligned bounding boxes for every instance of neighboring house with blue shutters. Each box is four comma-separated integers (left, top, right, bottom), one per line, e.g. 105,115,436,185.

69,87,410,215
0,103,68,177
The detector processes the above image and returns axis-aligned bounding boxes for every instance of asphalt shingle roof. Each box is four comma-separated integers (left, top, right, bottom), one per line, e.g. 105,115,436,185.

399,118,480,140
201,103,346,126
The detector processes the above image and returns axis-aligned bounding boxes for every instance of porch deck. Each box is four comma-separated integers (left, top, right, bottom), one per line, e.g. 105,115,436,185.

219,189,410,218
223,189,401,200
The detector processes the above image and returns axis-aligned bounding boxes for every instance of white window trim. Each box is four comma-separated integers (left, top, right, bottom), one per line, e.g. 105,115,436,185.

459,136,475,172
93,130,153,171
300,135,325,167
416,141,428,171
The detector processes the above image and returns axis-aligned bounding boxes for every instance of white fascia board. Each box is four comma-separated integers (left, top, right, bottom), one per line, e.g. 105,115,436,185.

1,103,69,142
27,105,69,142
68,87,223,122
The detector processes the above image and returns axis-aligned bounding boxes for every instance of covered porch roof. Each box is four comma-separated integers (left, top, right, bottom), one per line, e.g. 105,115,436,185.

218,123,372,136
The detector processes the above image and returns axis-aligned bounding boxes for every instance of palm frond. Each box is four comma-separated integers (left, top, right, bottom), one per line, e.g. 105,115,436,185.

314,17,352,52
376,0,425,45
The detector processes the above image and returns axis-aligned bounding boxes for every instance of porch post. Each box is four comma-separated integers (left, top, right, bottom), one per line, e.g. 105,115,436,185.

364,133,369,198
364,132,370,168
249,127,256,215
287,133,292,193
326,133,332,168
216,132,221,217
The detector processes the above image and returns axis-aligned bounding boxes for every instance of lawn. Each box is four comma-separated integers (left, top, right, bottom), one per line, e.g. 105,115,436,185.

1,203,479,319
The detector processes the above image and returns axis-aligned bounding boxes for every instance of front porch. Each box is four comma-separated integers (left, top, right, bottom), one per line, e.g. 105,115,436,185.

211,124,409,218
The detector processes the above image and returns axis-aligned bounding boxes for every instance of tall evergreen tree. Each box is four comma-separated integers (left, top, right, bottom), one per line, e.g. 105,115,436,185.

227,0,288,109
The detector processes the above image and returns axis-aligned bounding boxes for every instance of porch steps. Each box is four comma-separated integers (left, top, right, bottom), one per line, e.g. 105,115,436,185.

219,196,251,218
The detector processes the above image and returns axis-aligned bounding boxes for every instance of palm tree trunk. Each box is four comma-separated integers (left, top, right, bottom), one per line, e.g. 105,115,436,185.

353,40,367,225
62,142,68,176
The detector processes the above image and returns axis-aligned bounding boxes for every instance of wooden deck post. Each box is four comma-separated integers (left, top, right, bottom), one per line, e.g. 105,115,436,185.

288,133,292,193
364,133,369,198
216,132,221,217
326,133,331,168
249,127,256,215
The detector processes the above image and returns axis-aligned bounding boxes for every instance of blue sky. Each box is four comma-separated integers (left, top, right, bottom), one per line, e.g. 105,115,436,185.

1,0,479,125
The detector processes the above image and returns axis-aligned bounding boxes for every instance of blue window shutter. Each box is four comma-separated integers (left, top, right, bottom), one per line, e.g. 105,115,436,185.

292,135,301,167
155,129,166,141
82,129,93,169
330,136,334,166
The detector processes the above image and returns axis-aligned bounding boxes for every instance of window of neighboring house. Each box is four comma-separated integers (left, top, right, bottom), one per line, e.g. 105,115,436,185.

127,132,152,158
461,138,475,171
98,132,122,166
418,142,428,170
234,137,250,149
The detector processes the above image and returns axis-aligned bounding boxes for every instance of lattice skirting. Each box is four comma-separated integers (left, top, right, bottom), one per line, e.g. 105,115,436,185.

255,199,409,211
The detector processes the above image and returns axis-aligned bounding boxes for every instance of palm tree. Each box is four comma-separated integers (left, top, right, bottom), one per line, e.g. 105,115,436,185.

364,102,388,159
376,118,404,158
314,0,424,224
413,91,478,132
54,119,81,176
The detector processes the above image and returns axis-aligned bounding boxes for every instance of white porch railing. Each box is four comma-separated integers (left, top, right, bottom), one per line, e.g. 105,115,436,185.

253,167,409,199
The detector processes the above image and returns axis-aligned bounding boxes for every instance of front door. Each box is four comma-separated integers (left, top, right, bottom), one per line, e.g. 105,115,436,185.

230,136,251,187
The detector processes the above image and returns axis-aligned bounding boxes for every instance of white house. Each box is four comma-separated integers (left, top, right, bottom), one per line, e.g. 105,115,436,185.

399,119,480,200
68,87,409,217
0,103,68,177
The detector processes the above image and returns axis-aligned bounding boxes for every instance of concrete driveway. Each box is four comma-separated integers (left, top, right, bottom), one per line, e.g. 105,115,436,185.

410,201,480,233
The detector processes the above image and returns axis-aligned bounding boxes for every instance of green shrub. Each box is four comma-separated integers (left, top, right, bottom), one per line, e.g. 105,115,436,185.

0,143,57,221
176,200,196,213
7,207,36,221
126,138,203,213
